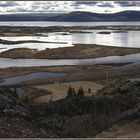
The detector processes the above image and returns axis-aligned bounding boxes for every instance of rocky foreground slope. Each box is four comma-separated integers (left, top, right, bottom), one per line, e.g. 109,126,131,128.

0,79,140,138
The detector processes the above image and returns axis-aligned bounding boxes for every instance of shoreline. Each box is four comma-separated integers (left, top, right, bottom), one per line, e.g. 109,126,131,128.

0,25,139,36
0,39,67,45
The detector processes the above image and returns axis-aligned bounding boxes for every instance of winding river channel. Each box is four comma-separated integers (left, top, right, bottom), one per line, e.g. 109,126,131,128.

0,52,140,68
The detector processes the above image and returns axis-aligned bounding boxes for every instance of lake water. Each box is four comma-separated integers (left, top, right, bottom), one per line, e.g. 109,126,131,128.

0,21,139,27
0,21,139,52
0,30,140,52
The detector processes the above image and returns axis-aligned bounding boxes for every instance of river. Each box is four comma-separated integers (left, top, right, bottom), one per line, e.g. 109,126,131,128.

0,53,140,68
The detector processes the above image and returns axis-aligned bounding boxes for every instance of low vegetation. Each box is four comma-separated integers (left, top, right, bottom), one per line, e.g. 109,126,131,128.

1,44,140,59
22,81,103,104
67,86,85,97
0,79,140,137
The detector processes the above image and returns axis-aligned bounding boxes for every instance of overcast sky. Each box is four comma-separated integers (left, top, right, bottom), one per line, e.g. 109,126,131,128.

0,1,139,14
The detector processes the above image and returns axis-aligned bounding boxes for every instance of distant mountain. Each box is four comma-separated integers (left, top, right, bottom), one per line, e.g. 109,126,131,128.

48,11,140,22
0,13,61,21
0,11,140,21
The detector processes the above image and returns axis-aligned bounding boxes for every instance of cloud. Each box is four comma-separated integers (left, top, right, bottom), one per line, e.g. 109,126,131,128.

75,1,97,5
0,1,139,14
115,1,140,7
0,1,18,7
96,2,114,8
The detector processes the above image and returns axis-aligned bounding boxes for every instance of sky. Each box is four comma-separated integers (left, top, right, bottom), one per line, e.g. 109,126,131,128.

0,1,139,14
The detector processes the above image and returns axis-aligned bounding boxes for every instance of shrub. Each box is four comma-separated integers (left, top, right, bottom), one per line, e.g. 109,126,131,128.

77,87,85,97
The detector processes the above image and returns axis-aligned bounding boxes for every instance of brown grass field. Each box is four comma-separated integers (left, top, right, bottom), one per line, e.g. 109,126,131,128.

30,81,103,104
1,44,140,59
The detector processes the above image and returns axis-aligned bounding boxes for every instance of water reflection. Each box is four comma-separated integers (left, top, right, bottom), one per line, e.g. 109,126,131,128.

0,43,73,52
0,21,139,27
0,30,139,52
71,30,140,48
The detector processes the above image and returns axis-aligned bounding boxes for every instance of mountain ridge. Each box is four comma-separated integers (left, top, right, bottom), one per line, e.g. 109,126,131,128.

49,10,140,22
0,10,139,21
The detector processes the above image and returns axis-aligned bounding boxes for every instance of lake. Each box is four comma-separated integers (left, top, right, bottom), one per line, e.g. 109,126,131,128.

0,21,139,27
0,21,139,52
0,29,140,53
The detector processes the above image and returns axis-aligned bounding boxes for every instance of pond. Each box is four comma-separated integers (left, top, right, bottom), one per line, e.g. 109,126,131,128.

0,72,66,86
0,71,66,96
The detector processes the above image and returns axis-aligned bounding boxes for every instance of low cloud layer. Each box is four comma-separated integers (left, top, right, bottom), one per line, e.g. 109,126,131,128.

0,1,139,14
